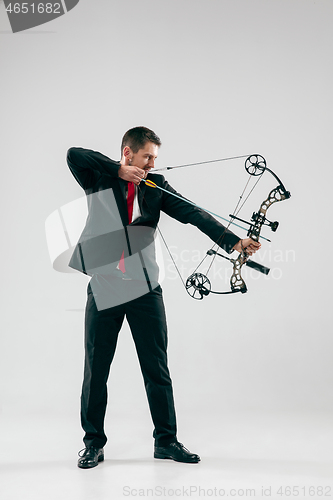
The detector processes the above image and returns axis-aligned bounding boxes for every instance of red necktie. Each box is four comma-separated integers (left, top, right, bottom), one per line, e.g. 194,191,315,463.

119,182,135,273
126,181,135,224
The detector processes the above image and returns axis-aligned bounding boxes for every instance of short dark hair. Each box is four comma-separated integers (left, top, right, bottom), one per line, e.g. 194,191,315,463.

121,126,161,156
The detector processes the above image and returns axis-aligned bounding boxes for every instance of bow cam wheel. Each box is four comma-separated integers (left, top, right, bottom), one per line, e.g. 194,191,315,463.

185,273,211,300
245,155,266,176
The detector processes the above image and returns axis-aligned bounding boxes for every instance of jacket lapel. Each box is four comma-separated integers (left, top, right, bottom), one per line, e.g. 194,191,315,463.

116,178,130,225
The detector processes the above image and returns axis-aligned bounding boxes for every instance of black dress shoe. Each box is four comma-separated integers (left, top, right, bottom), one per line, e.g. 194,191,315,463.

77,447,104,469
154,441,200,463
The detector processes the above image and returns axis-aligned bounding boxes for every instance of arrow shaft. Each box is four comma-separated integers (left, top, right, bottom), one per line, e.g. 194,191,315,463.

141,179,270,241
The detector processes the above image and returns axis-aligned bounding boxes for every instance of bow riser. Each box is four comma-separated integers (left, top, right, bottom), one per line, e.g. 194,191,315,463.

230,184,290,292
248,185,291,242
214,169,291,295
230,254,248,293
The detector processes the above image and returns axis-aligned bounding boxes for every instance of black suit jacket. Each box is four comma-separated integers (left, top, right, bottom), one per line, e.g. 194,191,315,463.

66,147,240,284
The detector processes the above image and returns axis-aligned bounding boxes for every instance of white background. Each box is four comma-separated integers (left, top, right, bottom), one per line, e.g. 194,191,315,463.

1,0,333,498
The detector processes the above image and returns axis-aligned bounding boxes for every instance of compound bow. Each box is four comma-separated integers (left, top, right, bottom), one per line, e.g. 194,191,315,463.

185,154,291,299
143,154,291,300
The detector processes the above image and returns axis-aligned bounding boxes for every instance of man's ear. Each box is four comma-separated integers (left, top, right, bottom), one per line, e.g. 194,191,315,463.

123,146,132,160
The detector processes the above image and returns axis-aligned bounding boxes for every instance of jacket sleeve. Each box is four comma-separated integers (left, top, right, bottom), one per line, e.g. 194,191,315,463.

67,147,120,190
160,177,240,254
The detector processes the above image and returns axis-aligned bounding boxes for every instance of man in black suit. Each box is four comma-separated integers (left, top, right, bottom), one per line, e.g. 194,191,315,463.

67,126,260,468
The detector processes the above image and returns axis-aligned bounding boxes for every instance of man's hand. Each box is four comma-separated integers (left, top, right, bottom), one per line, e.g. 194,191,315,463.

118,164,146,185
233,238,261,256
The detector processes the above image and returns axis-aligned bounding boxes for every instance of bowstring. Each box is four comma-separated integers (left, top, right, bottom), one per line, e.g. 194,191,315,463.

155,219,187,288
153,154,251,172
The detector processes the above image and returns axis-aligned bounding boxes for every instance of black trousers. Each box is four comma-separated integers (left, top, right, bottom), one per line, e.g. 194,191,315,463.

81,279,177,449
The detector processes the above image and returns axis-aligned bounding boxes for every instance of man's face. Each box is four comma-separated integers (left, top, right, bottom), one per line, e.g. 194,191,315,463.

130,142,159,176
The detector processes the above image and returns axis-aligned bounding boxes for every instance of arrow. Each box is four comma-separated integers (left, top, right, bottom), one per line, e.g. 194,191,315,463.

141,178,271,241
